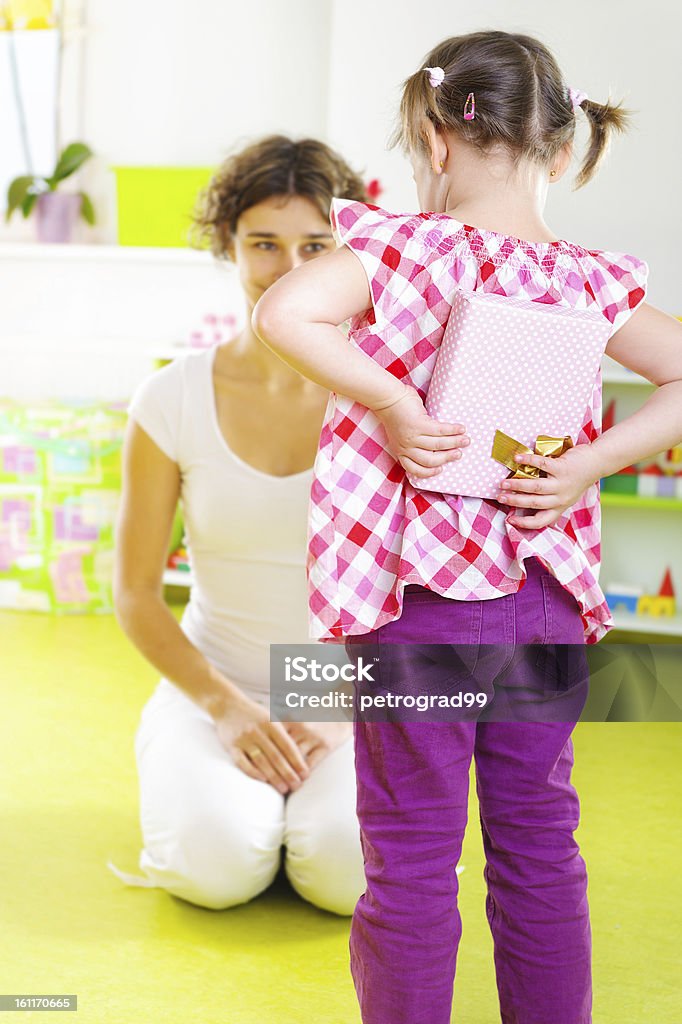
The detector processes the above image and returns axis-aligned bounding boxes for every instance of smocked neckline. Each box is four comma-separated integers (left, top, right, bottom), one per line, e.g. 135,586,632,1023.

428,211,585,253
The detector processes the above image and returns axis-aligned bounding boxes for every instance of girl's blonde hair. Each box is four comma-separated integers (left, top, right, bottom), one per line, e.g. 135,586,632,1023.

392,30,632,190
194,135,368,259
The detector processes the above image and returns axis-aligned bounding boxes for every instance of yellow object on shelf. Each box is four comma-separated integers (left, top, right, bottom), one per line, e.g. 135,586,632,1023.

637,595,676,617
0,0,55,30
635,568,677,618
113,166,214,248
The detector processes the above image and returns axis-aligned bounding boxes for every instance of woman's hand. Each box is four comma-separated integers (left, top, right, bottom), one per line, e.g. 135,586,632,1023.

281,721,353,771
213,692,310,795
373,386,469,478
496,443,604,529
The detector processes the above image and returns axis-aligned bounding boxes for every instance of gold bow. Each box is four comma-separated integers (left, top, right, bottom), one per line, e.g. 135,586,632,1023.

492,429,573,479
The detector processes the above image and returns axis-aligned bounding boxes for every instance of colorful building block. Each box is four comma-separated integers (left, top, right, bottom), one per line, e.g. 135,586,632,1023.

676,473,682,501
657,476,676,499
637,463,663,497
604,583,643,615
601,468,638,495
637,568,676,618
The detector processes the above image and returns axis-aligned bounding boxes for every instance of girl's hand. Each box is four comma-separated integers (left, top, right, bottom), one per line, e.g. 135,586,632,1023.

281,721,353,771
496,443,604,529
373,386,469,478
214,692,310,795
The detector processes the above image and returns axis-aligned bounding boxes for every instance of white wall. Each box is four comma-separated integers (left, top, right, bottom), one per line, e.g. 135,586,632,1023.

83,0,332,165
0,30,58,218
1,0,334,243
3,0,678,307
0,244,245,400
1,0,678,398
326,0,681,313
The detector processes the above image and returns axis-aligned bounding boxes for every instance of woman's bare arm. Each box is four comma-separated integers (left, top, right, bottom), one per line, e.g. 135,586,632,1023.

114,419,239,718
114,419,309,790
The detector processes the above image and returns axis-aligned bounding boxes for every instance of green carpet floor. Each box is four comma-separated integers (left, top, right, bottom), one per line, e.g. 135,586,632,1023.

0,610,679,1023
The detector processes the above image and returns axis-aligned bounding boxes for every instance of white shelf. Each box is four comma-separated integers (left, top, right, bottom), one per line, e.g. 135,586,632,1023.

163,569,193,588
610,610,682,637
0,242,214,266
152,346,210,361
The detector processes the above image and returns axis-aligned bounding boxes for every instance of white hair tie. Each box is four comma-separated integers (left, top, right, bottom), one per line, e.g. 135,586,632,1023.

568,86,588,113
424,66,445,89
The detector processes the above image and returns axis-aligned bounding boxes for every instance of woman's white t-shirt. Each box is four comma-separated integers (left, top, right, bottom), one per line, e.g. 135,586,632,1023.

128,347,316,705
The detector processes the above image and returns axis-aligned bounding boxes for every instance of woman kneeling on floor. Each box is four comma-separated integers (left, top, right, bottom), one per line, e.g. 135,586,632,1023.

112,135,368,914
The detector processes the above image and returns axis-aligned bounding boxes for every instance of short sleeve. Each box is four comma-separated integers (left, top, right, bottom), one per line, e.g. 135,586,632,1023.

587,249,649,336
330,198,426,326
127,359,184,461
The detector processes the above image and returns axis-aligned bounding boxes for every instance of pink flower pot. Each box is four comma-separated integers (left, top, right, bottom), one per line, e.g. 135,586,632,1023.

35,192,82,243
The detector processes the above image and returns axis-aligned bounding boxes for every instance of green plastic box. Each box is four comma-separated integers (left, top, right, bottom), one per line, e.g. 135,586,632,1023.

113,166,214,248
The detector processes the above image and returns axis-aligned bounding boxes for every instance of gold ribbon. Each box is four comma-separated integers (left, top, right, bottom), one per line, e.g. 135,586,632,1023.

492,429,573,479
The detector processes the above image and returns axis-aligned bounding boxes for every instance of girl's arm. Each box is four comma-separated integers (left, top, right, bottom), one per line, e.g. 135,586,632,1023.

590,303,682,473
498,303,682,527
114,420,308,792
252,247,469,478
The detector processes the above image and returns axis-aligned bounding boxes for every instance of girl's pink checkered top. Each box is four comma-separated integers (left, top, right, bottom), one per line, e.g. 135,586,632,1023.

307,199,648,643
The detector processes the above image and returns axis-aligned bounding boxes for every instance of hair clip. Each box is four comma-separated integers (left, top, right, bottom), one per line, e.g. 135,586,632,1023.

424,66,445,88
463,91,476,121
568,86,588,113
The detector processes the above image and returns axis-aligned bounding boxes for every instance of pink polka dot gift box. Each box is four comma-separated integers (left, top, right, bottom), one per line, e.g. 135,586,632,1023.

408,288,613,498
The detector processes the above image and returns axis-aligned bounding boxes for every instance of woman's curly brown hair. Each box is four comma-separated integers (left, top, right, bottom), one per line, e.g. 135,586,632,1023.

194,135,369,260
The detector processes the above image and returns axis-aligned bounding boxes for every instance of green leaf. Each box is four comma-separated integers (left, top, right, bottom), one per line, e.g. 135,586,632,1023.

21,193,38,218
6,176,35,222
51,142,94,184
79,191,96,226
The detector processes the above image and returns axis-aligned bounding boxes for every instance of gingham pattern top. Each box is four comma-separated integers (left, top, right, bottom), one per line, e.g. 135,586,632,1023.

308,199,648,643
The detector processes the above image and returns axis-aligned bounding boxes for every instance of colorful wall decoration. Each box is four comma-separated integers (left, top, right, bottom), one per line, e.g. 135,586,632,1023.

0,399,126,613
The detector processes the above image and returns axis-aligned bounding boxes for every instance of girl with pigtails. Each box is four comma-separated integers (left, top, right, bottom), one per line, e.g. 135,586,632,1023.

255,30,682,1024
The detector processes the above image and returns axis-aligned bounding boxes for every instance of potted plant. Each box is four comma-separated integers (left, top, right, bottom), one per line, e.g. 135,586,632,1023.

6,142,96,243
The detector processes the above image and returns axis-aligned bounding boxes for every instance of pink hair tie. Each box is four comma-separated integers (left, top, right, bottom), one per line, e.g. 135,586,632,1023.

425,66,445,88
568,86,588,113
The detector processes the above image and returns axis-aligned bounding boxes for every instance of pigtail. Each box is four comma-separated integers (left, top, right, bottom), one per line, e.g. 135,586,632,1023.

574,97,633,190
394,32,636,193
390,68,446,154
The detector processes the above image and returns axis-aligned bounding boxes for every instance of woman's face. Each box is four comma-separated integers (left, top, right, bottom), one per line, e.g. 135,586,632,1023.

232,195,335,309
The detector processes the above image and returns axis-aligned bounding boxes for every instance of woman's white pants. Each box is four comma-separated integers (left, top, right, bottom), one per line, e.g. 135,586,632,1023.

129,679,365,915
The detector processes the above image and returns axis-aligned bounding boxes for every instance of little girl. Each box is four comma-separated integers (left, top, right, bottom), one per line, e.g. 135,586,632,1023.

253,30,682,1024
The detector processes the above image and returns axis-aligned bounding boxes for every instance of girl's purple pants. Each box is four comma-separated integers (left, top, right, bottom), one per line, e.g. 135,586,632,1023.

345,558,592,1024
